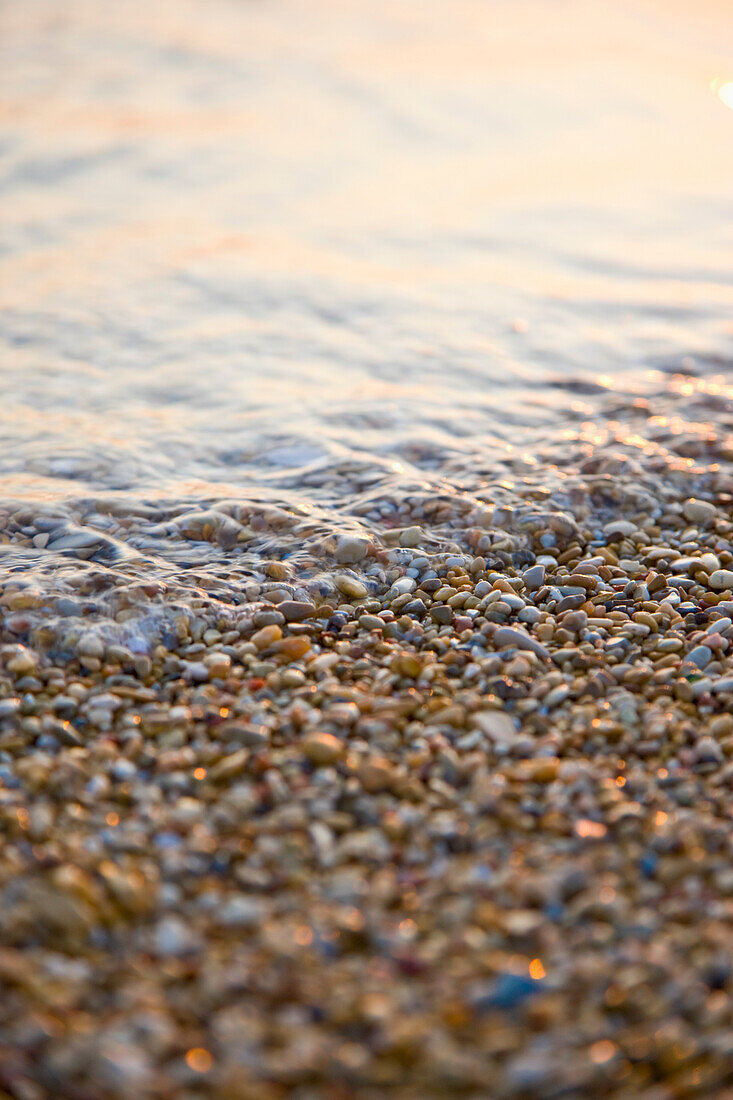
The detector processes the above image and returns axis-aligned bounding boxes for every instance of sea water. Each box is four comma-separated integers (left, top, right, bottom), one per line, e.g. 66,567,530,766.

2,0,733,601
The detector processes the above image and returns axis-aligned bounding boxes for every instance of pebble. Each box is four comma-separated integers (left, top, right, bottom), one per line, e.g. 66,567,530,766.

251,624,282,650
683,498,716,526
687,645,713,670
153,916,198,957
469,973,544,1012
522,564,546,590
561,610,587,634
388,577,416,597
712,678,733,693
335,535,369,563
493,626,551,660
335,575,368,599
471,709,517,744
217,895,266,929
278,600,316,622
398,526,424,548
603,519,638,537
301,732,344,766
709,570,733,591
77,633,105,659
694,737,724,765
4,476,733,1099
219,722,269,747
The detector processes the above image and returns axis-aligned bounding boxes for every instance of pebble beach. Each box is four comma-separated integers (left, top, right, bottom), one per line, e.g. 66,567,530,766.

4,0,733,1096
4,422,733,1097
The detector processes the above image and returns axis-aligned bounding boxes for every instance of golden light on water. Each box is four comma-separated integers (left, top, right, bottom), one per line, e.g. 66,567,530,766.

713,79,733,110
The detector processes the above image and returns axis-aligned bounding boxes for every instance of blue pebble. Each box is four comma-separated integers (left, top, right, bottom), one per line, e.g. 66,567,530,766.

640,852,658,878
472,972,544,1012
0,765,20,789
155,832,182,849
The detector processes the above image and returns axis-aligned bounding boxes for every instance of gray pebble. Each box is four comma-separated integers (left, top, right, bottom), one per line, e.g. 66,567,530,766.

335,535,369,564
694,736,723,764
493,626,550,661
687,645,713,670
217,895,267,928
522,564,546,590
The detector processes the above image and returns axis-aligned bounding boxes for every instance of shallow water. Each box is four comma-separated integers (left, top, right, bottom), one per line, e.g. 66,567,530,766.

2,0,733,573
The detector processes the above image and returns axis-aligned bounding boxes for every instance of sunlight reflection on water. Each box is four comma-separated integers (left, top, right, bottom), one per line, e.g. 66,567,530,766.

1,0,733,511
715,80,733,110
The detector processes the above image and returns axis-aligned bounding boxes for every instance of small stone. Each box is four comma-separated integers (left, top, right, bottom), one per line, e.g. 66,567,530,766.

398,526,423,548
263,562,289,583
77,633,105,659
522,564,546,591
687,645,713,670
251,624,283,650
471,710,517,744
388,577,416,597
205,652,231,676
253,608,285,627
0,698,21,719
278,600,316,622
335,575,368,599
359,614,385,632
544,684,571,709
713,678,733,693
603,520,638,538
209,749,249,781
301,732,344,766
683,498,716,526
493,626,550,661
6,648,38,675
709,570,733,591
153,916,198,957
391,652,422,677
335,535,369,564
273,635,311,661
217,895,266,929
183,661,209,683
468,972,544,1012
512,757,559,783
357,757,394,793
561,610,587,634
694,736,724,764
219,723,270,747
707,617,733,635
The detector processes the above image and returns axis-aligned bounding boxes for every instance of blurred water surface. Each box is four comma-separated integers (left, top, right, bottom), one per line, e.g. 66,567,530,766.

2,0,733,515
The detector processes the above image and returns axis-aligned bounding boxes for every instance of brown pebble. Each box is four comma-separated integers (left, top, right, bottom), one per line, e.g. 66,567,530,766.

251,624,283,650
301,732,344,766
278,601,316,622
